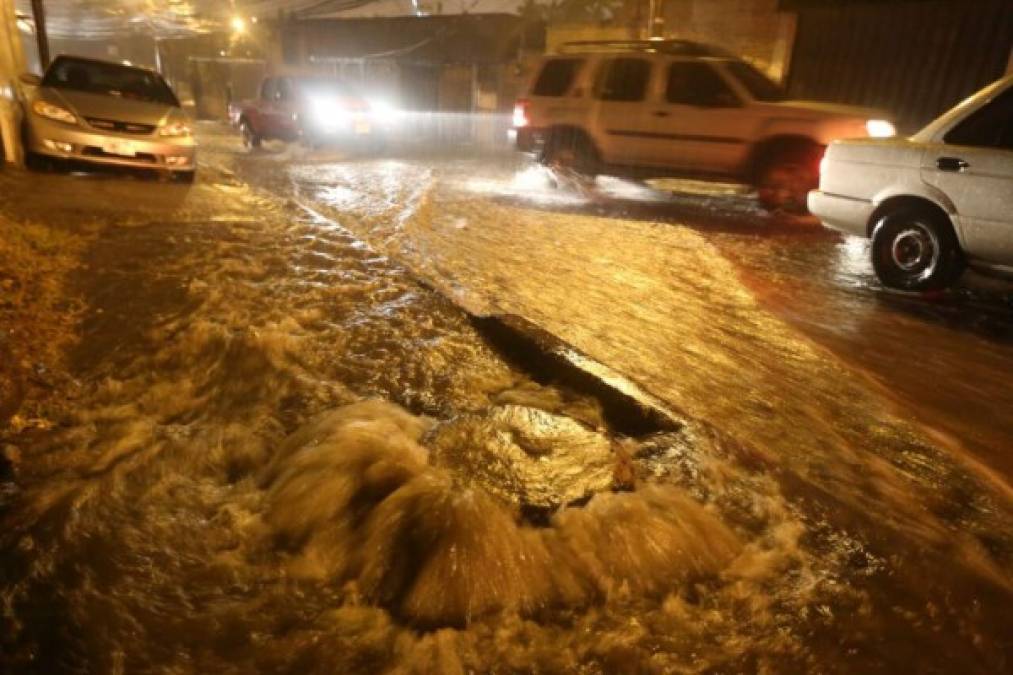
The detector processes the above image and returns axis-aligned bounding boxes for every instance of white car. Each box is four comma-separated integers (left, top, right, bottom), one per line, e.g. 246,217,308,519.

810,74,1013,291
512,40,896,213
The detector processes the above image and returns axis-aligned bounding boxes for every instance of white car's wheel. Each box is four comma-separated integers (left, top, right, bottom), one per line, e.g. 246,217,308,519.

870,207,965,291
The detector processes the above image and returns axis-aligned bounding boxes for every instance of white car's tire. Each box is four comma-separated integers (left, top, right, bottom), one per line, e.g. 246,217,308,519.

870,207,965,291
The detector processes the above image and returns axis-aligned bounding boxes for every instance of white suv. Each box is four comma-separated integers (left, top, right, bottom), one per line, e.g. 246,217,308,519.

512,40,895,213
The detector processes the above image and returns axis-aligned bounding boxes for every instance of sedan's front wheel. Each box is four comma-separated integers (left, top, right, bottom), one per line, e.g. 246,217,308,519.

870,207,965,291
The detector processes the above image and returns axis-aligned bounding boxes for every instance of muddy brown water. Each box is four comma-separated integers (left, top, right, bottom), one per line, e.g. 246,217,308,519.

1,146,1011,673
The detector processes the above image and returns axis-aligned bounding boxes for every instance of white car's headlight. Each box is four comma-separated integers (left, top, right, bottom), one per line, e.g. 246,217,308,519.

866,119,896,138
159,121,192,137
32,100,76,125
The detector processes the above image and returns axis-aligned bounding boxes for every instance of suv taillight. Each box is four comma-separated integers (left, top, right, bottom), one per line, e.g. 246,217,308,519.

513,99,530,128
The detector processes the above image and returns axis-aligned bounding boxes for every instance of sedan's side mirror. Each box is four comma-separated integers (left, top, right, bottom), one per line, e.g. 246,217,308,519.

19,73,42,86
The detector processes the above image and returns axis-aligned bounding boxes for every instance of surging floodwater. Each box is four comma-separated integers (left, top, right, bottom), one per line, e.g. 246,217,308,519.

2,154,1011,674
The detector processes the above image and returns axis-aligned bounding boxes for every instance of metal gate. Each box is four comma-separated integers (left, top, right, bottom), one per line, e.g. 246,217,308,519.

785,0,1013,132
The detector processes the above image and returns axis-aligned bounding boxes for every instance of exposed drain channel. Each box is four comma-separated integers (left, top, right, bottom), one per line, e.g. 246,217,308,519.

471,314,683,438
292,197,683,439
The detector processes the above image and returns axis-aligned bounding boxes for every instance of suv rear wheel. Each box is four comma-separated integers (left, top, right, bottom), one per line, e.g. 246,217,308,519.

756,144,822,214
870,206,965,291
541,129,599,177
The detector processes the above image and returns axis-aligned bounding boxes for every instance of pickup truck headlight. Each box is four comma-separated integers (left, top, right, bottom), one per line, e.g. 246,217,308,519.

159,121,192,138
309,96,349,127
32,100,76,125
866,119,896,138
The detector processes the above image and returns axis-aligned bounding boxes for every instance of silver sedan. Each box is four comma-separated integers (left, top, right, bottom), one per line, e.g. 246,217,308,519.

809,74,1013,291
22,55,196,181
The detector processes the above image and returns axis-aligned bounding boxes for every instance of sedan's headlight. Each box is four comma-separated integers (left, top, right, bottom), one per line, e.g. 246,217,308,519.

866,119,896,138
32,100,76,125
159,121,192,137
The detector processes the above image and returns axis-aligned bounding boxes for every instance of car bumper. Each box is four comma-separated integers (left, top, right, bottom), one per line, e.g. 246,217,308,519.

25,115,196,172
509,127,543,154
807,190,874,238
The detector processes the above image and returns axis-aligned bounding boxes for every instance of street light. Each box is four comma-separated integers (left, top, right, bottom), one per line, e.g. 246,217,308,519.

231,16,246,34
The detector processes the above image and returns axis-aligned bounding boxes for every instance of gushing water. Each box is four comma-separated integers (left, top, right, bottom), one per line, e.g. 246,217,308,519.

2,145,1010,674
259,401,741,627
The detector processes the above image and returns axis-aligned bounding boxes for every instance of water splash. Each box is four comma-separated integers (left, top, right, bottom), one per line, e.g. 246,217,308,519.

261,400,742,627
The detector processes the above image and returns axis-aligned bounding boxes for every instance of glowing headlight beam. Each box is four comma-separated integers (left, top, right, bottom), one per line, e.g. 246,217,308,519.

309,96,350,128
368,99,400,124
32,100,76,124
159,121,192,137
866,119,897,138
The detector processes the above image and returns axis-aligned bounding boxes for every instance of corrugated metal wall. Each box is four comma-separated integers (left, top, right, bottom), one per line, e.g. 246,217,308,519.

786,0,1013,132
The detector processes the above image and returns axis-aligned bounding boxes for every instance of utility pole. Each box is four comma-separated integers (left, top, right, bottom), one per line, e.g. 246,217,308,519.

30,0,49,69
647,0,664,39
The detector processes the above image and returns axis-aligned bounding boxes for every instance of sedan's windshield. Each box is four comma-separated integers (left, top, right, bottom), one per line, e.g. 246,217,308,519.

42,57,179,107
724,60,786,102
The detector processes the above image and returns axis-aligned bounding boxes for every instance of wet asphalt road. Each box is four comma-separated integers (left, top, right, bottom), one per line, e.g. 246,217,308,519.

1,125,1011,673
214,128,1013,484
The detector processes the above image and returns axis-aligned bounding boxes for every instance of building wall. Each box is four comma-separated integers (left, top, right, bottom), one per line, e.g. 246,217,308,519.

47,35,159,71
661,0,795,80
274,14,542,113
547,0,796,81
787,0,1013,132
546,23,638,53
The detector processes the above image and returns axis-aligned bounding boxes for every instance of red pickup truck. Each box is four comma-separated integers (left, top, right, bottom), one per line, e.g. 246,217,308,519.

230,75,382,149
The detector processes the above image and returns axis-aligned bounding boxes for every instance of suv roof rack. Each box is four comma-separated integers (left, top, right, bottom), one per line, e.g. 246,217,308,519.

557,39,730,57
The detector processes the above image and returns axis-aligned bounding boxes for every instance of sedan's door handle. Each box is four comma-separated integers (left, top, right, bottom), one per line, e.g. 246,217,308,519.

652,110,670,118
936,156,969,172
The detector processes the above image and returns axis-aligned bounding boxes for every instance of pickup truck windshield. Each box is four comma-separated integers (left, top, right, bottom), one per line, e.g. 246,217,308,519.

294,77,356,97
42,57,179,107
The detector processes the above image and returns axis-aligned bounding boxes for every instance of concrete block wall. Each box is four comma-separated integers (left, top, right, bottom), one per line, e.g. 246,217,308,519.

549,0,795,82
661,0,795,80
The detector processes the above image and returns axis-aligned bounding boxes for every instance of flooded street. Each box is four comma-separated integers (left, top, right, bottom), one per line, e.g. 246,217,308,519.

2,126,1011,674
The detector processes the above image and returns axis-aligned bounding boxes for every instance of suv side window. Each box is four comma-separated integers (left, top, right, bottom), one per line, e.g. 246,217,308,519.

595,58,652,102
944,87,1013,150
260,78,276,101
532,59,583,97
666,62,739,107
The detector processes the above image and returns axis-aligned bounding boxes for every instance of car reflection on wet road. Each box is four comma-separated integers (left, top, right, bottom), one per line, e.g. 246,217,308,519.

1,128,1010,673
